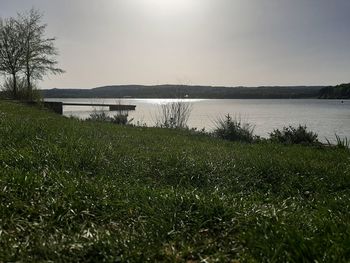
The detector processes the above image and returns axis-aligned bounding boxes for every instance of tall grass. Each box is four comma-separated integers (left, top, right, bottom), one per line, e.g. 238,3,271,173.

335,134,349,148
326,134,350,149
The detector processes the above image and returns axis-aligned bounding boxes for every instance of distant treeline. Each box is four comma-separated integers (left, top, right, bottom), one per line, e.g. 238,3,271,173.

42,85,324,99
319,83,350,99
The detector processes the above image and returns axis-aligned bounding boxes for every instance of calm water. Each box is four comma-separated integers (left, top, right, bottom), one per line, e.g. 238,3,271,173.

45,98,350,141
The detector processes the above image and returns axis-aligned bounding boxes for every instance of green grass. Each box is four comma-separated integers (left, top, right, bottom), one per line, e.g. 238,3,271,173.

0,101,349,262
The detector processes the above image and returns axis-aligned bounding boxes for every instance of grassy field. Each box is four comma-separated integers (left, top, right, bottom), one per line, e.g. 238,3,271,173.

0,101,349,262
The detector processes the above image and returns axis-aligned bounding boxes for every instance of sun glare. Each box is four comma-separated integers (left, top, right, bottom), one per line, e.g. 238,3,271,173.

144,0,196,13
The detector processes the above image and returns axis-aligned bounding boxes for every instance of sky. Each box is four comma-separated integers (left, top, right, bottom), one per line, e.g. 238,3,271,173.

0,0,349,89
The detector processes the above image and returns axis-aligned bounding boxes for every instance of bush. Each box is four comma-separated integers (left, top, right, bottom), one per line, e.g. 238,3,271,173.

0,76,42,101
87,111,111,122
86,110,133,125
1,77,26,99
111,113,133,125
213,114,255,143
269,125,319,145
156,101,192,129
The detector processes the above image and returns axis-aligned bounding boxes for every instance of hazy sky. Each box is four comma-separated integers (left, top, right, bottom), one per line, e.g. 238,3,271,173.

0,0,349,88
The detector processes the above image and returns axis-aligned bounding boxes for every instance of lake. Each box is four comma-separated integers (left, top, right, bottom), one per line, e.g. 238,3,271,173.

45,98,350,141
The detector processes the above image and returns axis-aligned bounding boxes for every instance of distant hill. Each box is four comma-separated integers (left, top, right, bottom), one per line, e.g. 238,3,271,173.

42,85,324,99
319,83,350,99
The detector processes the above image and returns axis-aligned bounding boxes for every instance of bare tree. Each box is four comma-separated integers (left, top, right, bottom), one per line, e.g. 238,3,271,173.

18,8,64,99
0,17,25,98
0,9,64,100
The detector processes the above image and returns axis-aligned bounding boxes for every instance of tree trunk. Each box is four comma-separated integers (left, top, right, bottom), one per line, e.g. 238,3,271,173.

26,42,32,101
27,71,32,101
12,73,17,99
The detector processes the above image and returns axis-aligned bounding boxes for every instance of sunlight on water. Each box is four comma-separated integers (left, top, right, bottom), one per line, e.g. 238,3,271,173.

45,98,350,142
130,98,206,105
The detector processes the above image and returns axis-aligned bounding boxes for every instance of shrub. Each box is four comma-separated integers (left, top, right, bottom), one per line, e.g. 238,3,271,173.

111,113,133,125
0,76,42,101
86,110,133,125
213,114,255,143
1,77,26,99
269,125,319,145
87,110,111,122
156,100,192,129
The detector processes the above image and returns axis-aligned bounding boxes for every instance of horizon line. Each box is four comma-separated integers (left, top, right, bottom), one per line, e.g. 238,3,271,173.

41,83,337,90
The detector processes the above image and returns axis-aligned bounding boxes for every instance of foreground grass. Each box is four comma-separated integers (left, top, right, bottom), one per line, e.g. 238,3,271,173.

0,101,349,262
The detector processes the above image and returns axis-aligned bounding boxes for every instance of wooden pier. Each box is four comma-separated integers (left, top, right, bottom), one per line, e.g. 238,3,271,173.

44,101,136,115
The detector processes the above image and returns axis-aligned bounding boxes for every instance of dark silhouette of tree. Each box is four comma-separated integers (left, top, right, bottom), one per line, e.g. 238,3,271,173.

0,9,64,100
18,8,64,100
0,17,26,98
